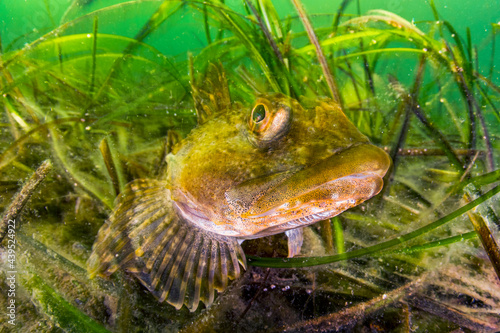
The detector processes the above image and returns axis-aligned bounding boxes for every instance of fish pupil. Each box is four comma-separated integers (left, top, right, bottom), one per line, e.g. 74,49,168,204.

252,104,266,123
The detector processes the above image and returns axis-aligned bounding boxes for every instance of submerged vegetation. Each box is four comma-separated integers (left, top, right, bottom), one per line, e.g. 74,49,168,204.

0,0,499,331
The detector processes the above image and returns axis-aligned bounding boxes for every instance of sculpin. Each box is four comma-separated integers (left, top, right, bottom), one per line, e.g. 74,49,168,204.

88,64,391,311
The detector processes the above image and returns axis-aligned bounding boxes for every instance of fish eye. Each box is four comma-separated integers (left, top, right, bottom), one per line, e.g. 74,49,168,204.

248,97,292,148
251,104,267,123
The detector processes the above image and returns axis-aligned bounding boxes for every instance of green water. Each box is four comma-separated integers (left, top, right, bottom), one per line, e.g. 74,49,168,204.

0,0,499,332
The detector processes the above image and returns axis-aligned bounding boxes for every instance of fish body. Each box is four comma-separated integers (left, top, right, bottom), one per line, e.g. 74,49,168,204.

88,64,391,311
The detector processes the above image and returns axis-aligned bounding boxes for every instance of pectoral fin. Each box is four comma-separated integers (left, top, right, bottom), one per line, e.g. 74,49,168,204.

87,179,246,312
285,228,304,257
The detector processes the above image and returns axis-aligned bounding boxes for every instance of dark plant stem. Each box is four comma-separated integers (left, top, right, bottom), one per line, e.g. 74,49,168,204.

236,268,271,326
203,4,212,45
0,160,52,243
245,0,284,63
411,104,464,172
444,41,476,163
331,0,352,35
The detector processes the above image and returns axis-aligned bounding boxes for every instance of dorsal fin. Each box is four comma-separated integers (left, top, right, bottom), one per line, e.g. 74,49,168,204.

87,179,246,312
189,61,231,124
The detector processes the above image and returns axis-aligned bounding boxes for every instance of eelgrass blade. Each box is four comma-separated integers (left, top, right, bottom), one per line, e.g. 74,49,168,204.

92,0,183,102
244,0,284,64
387,231,477,255
0,117,85,171
203,4,212,45
332,216,345,254
411,103,464,172
331,0,352,35
464,185,500,280
23,274,111,333
248,183,500,268
206,1,282,92
243,0,296,96
291,0,341,104
99,137,125,197
443,40,494,171
48,122,114,208
15,232,112,332
89,16,98,96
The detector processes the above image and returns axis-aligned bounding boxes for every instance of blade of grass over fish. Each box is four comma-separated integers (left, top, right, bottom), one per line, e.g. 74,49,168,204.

291,0,340,104
248,183,500,268
464,185,500,280
0,160,52,243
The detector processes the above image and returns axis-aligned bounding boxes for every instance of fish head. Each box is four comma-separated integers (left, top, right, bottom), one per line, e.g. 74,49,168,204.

168,67,391,238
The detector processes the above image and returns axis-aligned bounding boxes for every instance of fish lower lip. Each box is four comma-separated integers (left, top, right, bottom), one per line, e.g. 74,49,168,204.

240,143,391,218
242,171,384,219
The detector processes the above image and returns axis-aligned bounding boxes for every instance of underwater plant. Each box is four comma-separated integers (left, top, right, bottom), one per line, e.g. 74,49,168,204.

0,0,499,332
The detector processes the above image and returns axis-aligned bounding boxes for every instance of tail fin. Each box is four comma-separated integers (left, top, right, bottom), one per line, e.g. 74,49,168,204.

87,179,246,311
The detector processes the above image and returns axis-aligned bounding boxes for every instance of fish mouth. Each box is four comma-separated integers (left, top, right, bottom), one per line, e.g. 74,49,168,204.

225,144,391,237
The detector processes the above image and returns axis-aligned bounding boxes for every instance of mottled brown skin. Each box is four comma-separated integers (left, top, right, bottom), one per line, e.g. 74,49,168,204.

168,93,390,239
89,67,391,312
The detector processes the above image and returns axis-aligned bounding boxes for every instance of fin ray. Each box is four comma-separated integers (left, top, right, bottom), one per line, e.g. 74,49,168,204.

285,227,304,257
88,178,246,312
